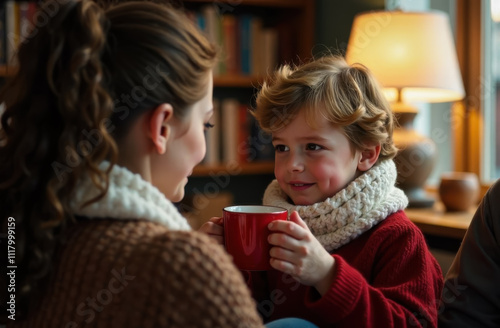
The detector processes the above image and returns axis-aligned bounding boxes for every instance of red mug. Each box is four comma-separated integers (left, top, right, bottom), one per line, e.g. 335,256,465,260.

223,205,288,271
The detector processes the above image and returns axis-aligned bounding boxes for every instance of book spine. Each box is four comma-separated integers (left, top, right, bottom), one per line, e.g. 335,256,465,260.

239,15,251,75
262,28,278,75
222,14,237,76
250,17,262,77
5,1,19,66
249,115,274,161
237,103,250,163
201,5,219,76
0,2,6,65
221,98,239,163
18,2,31,45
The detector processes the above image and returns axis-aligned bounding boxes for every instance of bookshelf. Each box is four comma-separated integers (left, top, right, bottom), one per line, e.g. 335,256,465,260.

184,0,315,176
192,161,274,176
180,0,315,217
0,0,315,185
0,65,15,77
213,75,262,87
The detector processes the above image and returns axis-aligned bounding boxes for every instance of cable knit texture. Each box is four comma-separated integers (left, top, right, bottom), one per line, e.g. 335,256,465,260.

70,161,191,230
9,163,264,328
263,159,408,251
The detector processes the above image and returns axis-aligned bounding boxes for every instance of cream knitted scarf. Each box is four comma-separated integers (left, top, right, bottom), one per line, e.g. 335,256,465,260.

69,162,191,231
263,160,408,252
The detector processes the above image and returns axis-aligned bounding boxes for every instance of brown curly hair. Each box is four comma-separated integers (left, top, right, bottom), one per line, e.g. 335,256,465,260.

0,0,216,319
253,55,397,161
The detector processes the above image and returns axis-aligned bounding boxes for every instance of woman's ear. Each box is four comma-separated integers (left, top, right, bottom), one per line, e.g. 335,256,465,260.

357,144,381,172
149,103,174,154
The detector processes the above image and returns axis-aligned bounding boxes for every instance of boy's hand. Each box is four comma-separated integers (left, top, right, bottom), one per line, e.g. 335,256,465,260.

268,211,336,295
198,217,224,245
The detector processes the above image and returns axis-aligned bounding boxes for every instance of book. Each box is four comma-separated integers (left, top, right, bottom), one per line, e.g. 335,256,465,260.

237,103,250,163
201,5,219,75
221,98,239,163
248,115,274,162
222,14,238,75
0,2,6,65
239,15,252,75
5,1,19,66
18,2,32,45
262,28,278,75
250,17,263,77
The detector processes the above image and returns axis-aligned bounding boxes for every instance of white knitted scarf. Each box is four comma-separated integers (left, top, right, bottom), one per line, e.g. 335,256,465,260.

69,162,191,231
263,160,408,252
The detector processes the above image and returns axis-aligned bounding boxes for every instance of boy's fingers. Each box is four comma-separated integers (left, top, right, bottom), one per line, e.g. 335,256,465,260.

268,232,302,250
268,219,308,240
207,222,223,234
290,211,309,231
269,257,297,276
209,216,223,225
269,246,297,263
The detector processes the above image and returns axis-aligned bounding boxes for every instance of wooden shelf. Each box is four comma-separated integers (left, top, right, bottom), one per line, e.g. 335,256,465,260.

0,65,16,77
192,161,274,176
184,0,309,8
213,75,263,87
405,202,475,239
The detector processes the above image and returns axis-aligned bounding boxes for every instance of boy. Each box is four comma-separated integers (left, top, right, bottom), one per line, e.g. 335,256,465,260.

202,56,443,328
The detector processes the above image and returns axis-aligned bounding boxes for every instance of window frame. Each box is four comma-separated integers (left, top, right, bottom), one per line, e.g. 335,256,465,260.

454,0,492,196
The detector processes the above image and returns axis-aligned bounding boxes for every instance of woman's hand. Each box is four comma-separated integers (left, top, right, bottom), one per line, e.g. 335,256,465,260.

198,217,224,245
268,211,336,295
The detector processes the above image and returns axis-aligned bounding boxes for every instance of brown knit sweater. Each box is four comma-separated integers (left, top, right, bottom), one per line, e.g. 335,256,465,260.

9,219,264,328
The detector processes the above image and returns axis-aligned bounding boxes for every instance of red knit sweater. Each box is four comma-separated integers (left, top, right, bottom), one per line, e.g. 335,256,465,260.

245,211,443,328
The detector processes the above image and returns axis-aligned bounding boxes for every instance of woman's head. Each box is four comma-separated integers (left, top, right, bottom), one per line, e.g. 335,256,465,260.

103,1,216,138
254,55,397,162
101,1,217,200
0,0,215,317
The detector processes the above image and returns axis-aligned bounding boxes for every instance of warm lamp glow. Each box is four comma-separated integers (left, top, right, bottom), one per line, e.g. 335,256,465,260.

346,10,465,104
346,10,465,208
492,0,500,22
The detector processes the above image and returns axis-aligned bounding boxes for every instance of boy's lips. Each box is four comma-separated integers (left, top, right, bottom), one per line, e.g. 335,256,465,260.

289,181,314,191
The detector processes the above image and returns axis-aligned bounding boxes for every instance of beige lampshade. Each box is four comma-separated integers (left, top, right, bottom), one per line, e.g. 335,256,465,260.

346,10,465,103
492,0,500,22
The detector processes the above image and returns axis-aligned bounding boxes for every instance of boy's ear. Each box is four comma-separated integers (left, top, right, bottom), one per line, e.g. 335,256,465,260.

357,144,381,172
149,103,174,154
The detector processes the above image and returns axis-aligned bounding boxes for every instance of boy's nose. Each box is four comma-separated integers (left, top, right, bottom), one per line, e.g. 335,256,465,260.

287,152,305,172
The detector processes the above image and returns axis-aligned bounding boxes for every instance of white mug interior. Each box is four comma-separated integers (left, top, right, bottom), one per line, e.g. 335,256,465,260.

224,205,287,214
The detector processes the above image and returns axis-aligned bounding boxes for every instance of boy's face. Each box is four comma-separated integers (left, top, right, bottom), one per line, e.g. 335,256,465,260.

272,109,363,205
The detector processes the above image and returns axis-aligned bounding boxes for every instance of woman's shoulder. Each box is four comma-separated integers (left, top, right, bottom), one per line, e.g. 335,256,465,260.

484,178,500,205
71,218,223,261
49,220,263,327
471,179,500,237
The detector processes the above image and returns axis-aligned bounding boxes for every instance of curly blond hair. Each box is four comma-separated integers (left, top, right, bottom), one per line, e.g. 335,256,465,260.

254,56,397,161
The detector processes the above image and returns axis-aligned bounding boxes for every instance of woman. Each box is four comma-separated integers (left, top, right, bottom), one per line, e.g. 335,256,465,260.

0,1,263,326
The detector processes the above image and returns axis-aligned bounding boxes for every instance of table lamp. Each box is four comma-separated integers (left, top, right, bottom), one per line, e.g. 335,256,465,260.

492,0,500,22
346,10,465,208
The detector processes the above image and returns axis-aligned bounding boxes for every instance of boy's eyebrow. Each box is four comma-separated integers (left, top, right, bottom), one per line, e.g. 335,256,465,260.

272,135,330,143
300,136,330,142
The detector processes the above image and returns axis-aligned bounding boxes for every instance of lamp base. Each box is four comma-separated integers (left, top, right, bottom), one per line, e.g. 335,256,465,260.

393,108,437,209
404,187,436,208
